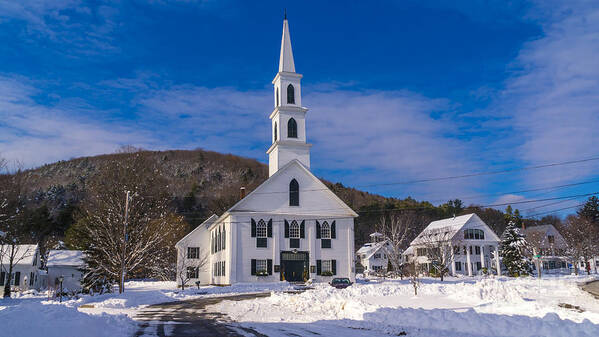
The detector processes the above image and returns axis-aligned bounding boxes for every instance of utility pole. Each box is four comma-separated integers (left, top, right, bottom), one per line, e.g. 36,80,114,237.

121,190,131,294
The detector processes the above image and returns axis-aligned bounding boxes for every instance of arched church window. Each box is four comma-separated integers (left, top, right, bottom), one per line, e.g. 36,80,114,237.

321,221,331,239
289,179,299,206
287,84,295,104
276,88,279,107
289,220,300,238
287,118,297,138
274,122,278,142
256,220,267,238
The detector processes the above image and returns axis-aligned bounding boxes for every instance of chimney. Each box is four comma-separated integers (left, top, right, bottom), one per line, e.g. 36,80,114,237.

240,187,246,200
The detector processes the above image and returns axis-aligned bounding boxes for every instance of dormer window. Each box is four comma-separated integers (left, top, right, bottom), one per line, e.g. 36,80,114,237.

289,179,299,206
288,118,297,138
287,84,295,104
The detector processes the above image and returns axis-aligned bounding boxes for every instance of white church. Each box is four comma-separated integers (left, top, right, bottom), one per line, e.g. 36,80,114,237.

176,17,357,286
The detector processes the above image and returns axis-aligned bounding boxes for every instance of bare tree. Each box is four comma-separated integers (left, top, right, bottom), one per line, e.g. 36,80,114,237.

405,263,421,296
376,212,420,278
176,248,208,290
561,215,599,275
0,159,29,297
417,228,458,281
523,230,546,278
75,155,187,293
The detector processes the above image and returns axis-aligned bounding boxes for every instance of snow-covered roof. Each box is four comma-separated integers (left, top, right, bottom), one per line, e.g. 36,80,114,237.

403,246,414,256
524,224,567,247
357,240,389,259
46,250,84,267
0,244,38,265
369,232,383,237
410,213,499,246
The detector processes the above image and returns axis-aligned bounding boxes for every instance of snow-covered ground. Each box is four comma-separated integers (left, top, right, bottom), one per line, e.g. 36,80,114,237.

210,275,599,337
1,275,599,337
0,281,294,337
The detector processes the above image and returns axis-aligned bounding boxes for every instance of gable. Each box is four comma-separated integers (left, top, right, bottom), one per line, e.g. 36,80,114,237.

228,160,357,217
462,214,501,242
176,214,218,247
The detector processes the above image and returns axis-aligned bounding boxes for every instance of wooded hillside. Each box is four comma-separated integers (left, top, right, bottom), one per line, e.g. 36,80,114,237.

3,148,543,254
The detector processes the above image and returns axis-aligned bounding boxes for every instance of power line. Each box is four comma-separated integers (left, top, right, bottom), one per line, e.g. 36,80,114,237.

247,156,599,196
527,203,585,218
180,191,598,221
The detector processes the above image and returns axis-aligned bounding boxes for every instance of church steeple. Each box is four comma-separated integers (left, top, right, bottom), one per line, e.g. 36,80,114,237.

267,16,311,177
279,16,295,73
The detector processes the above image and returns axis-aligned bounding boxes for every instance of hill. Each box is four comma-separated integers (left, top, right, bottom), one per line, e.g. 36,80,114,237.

8,148,517,251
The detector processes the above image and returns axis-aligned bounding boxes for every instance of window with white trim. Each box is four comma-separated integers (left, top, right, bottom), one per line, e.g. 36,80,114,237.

187,267,199,279
289,220,300,238
256,220,267,238
321,260,332,273
187,247,200,259
321,221,331,239
256,259,268,273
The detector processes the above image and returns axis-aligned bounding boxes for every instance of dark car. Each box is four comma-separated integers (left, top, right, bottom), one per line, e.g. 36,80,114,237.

329,277,352,289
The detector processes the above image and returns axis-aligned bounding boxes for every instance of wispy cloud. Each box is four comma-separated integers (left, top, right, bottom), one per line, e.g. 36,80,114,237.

0,76,155,167
498,1,599,186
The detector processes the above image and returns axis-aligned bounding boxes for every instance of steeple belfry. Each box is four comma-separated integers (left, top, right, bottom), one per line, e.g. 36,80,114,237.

267,16,311,177
279,17,295,73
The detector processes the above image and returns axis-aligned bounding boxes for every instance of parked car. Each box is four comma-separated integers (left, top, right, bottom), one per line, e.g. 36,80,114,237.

329,277,352,289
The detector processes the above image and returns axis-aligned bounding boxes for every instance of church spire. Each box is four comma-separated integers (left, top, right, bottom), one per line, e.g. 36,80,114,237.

279,15,295,73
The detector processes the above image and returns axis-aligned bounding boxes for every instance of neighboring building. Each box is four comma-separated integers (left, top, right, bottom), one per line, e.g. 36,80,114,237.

46,250,85,291
409,214,501,276
523,224,568,273
175,215,218,287
0,244,41,290
175,17,358,285
356,233,391,275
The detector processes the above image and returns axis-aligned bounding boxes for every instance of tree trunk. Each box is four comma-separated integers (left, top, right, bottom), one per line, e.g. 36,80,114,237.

440,271,444,282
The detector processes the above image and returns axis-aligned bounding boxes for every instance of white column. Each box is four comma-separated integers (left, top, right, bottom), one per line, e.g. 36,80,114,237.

450,247,456,276
494,245,501,276
480,245,485,269
466,245,472,276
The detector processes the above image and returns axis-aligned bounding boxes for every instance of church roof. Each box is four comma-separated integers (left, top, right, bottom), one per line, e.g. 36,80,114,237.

279,18,296,73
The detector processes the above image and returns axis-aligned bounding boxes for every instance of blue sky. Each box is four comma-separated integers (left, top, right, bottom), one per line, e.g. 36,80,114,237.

1,0,599,217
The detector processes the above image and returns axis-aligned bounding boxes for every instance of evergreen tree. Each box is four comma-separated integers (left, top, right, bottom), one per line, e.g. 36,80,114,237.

578,196,599,225
499,221,532,277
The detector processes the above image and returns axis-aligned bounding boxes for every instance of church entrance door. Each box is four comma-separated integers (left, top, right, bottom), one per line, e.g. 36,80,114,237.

280,251,309,282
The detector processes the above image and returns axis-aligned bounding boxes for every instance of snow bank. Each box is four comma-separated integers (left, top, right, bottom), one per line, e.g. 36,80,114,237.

0,300,134,337
209,276,599,337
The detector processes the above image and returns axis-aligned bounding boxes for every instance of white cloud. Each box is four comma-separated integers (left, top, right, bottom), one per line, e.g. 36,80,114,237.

500,1,599,186
0,76,155,167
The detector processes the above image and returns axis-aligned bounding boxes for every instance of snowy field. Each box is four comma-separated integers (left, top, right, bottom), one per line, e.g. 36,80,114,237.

210,275,599,337
1,275,599,337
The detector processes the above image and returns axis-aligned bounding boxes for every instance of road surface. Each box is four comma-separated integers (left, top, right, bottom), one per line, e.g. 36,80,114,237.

133,293,270,337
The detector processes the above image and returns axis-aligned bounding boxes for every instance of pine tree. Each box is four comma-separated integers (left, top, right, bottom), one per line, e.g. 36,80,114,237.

578,196,599,225
499,221,532,277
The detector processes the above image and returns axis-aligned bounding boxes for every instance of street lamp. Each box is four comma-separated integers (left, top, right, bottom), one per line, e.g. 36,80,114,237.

58,275,64,303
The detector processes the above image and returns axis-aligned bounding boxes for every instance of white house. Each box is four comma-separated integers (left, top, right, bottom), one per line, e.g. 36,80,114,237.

46,250,85,292
522,224,568,273
175,16,357,286
0,244,42,290
356,233,391,275
409,214,501,276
